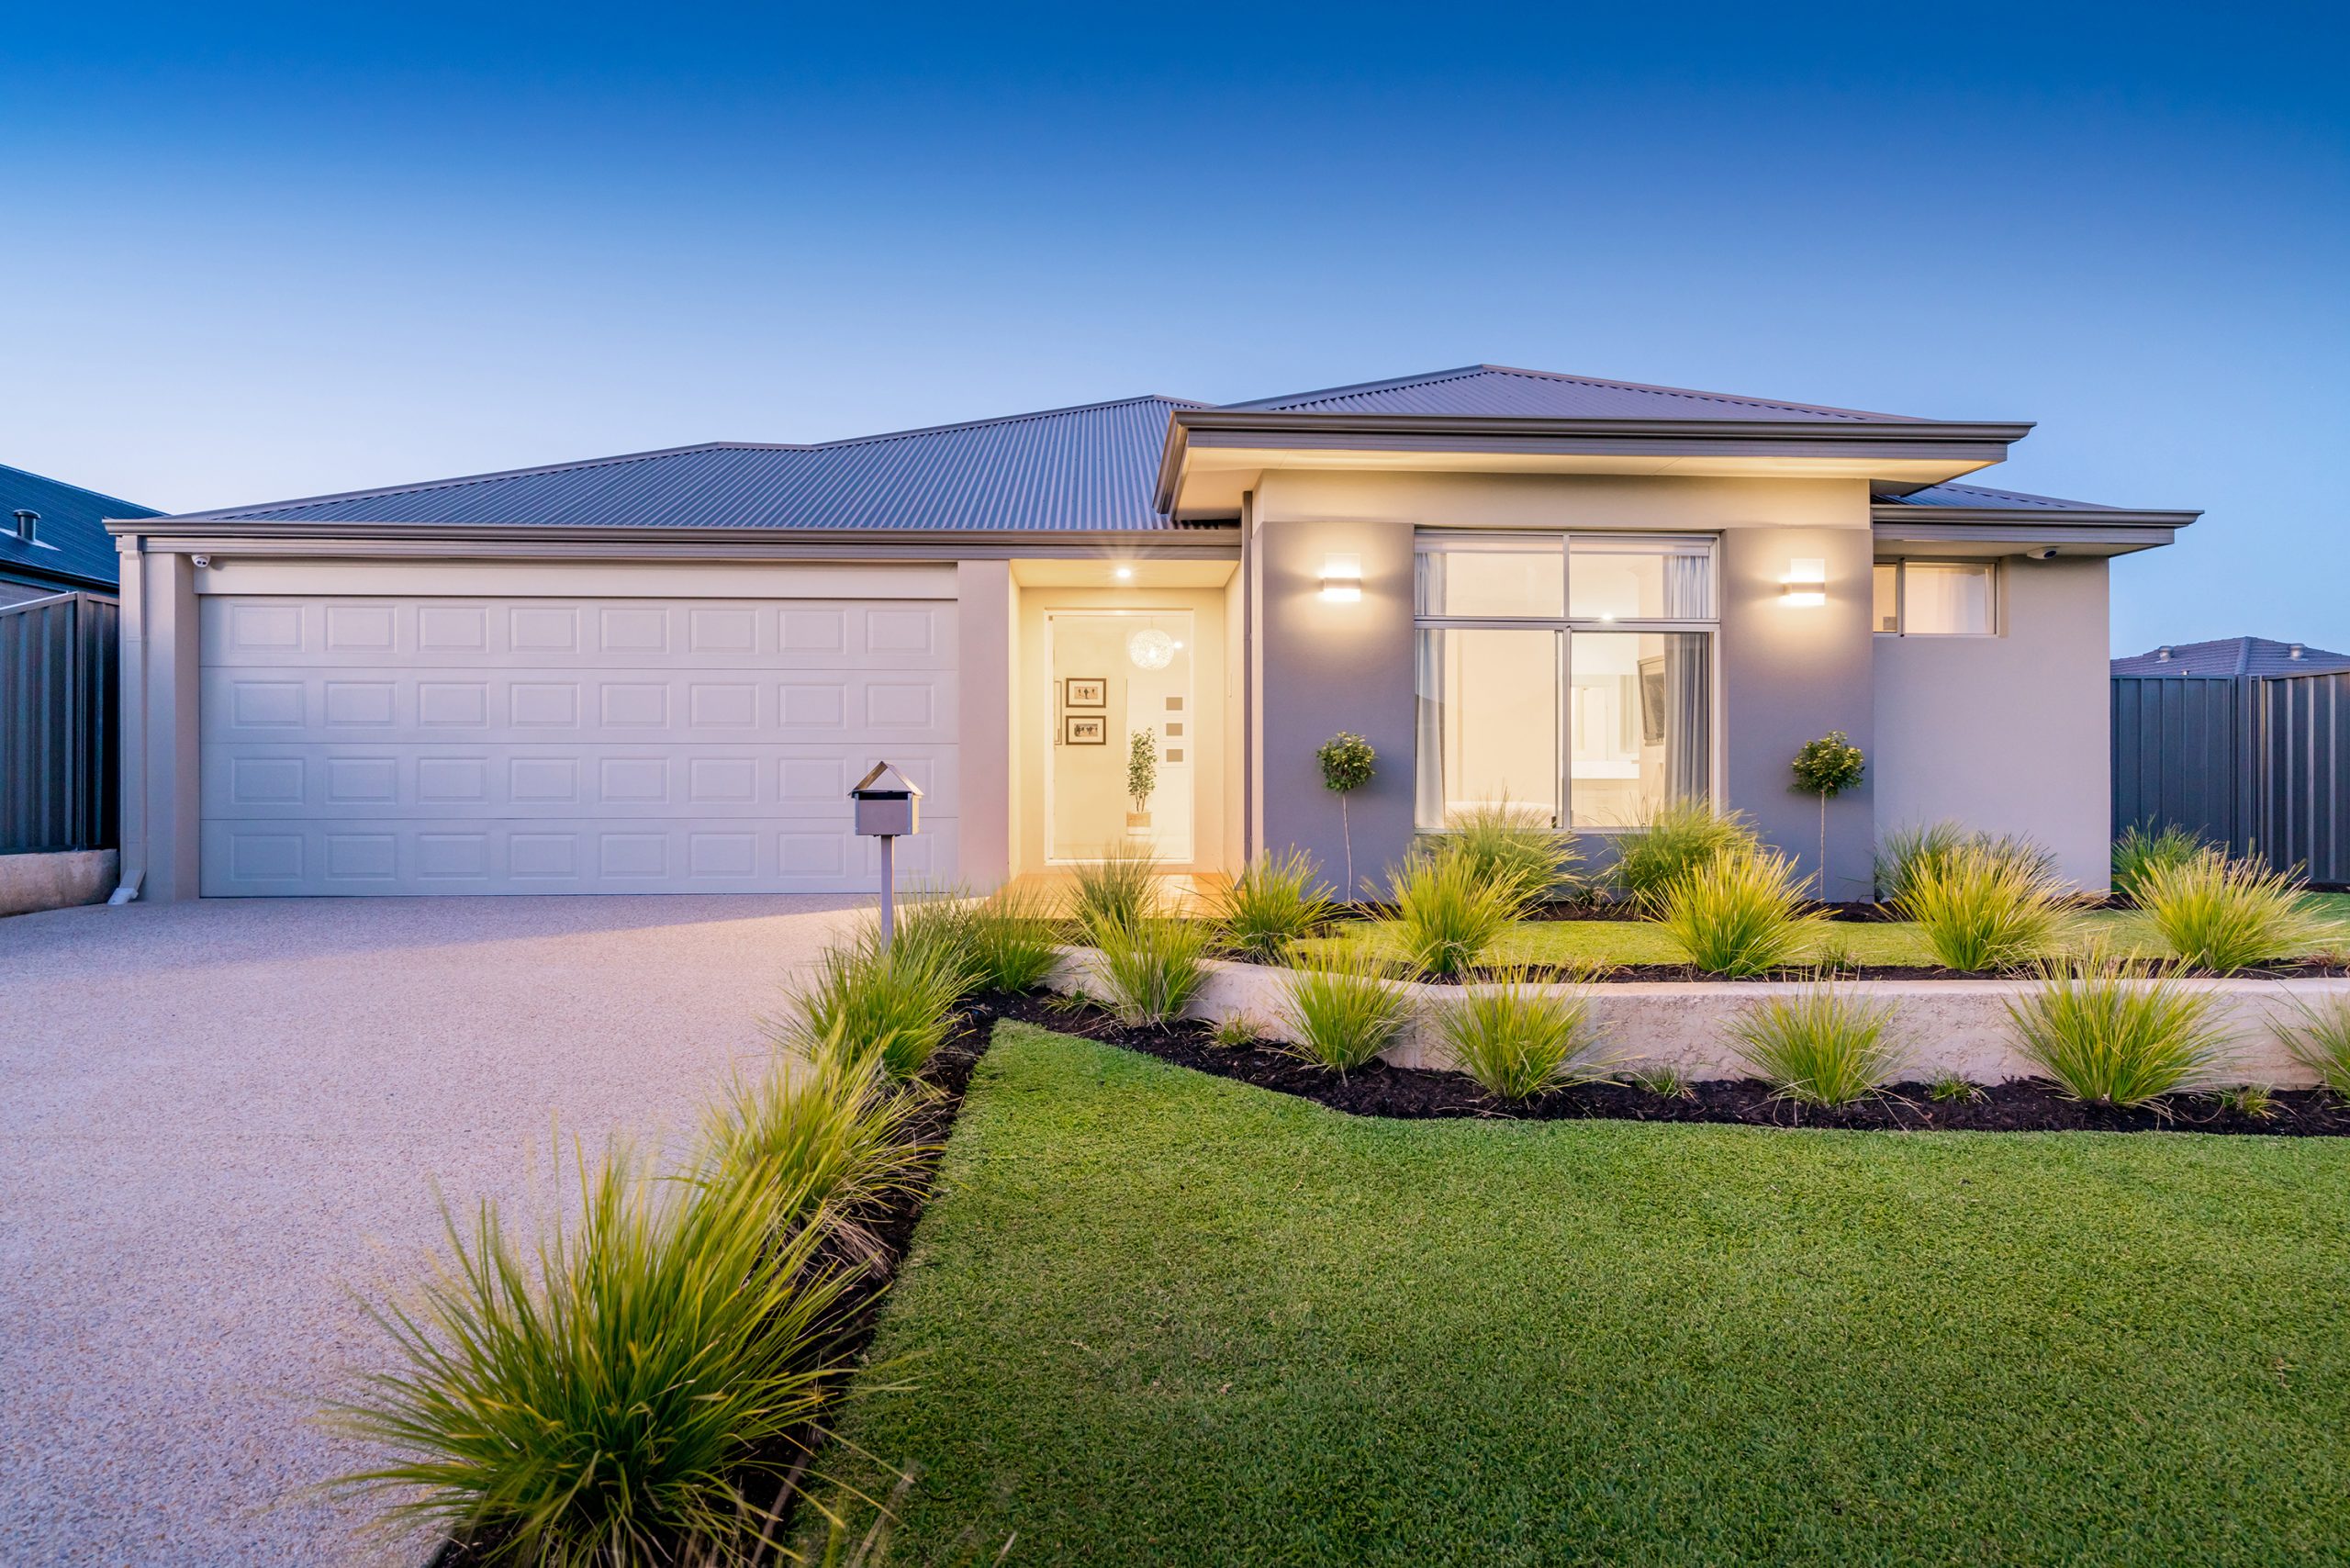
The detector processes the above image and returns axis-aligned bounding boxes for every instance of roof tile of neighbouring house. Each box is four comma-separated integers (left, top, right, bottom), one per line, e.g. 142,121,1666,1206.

2111,637,2350,678
1224,364,1916,421
1,463,162,590
142,365,2078,532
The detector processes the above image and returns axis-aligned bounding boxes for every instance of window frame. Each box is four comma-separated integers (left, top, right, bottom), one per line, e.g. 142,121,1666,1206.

1412,530,1721,833
1873,557,2000,638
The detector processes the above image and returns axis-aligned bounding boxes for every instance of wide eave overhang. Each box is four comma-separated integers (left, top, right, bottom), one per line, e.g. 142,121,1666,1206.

1870,503,2199,558
1157,409,2038,516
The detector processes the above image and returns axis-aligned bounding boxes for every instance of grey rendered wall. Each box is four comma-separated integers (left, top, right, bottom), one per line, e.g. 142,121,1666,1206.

1874,556,2110,889
1251,510,1418,895
1718,523,1876,898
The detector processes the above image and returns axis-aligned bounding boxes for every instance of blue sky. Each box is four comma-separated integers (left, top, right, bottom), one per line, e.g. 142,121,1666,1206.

4,1,2343,653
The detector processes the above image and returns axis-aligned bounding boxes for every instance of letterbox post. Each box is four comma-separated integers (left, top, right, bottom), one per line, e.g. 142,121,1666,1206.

849,762,923,953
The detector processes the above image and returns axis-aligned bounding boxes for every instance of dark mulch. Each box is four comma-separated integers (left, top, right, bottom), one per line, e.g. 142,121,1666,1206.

1221,952,2350,984
986,992,2350,1137
429,1014,995,1568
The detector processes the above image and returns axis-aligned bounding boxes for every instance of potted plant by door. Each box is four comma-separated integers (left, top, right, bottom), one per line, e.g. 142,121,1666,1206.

1126,728,1158,838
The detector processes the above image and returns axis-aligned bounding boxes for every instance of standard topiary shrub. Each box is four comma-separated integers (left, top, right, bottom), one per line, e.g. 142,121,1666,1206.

1791,731,1866,897
1317,732,1376,898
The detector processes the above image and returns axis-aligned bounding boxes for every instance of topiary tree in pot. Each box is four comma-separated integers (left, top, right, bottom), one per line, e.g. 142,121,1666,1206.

1126,728,1158,837
1316,732,1376,898
1791,731,1866,901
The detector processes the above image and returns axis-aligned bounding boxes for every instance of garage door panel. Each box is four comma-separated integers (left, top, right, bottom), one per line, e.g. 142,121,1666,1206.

201,668,959,745
200,598,957,671
201,744,960,818
200,590,962,896
202,817,962,895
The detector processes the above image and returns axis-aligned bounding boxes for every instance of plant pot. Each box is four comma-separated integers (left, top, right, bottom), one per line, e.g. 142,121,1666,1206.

1125,810,1152,834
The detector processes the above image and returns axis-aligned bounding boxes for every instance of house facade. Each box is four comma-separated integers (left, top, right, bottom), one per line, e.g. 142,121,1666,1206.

104,365,2196,902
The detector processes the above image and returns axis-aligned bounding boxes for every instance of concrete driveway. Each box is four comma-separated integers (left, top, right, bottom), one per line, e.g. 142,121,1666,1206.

0,895,866,1566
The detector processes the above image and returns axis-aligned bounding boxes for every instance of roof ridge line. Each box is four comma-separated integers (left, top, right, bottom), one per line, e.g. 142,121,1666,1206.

1468,364,1894,420
801,393,1209,451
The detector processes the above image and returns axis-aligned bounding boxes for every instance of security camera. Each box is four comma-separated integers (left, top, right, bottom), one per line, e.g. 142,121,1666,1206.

191,554,212,568
2022,546,2059,561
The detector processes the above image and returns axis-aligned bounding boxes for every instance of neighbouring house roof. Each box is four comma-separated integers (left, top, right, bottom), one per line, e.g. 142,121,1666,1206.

129,364,2168,536
2112,637,2350,678
1,463,162,592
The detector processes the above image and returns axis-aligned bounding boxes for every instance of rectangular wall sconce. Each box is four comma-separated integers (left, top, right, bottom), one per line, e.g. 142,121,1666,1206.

1320,553,1363,602
1781,557,1827,607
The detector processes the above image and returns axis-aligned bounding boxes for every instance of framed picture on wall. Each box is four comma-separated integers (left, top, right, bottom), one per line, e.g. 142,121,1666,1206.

1064,678,1106,708
1064,714,1107,745
1638,657,1667,746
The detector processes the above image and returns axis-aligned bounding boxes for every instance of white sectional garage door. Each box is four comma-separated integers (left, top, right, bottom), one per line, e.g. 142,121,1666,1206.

198,592,957,895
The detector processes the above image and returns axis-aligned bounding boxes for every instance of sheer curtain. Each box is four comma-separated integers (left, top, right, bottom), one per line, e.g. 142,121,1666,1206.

1414,632,1447,829
1662,556,1711,803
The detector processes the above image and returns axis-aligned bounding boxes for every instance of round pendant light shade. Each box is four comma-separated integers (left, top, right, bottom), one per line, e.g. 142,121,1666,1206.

1126,628,1177,671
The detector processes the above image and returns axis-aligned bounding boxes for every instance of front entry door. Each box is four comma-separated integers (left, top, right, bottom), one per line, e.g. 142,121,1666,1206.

1045,610,1194,864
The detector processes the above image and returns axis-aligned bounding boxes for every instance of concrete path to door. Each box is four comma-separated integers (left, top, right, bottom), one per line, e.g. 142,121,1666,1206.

0,894,868,1566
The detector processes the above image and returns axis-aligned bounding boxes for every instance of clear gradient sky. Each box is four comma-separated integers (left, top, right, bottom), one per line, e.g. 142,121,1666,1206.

4,2,2343,653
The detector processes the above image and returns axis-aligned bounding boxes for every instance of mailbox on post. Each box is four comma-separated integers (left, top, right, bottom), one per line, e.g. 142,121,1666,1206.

849,761,923,947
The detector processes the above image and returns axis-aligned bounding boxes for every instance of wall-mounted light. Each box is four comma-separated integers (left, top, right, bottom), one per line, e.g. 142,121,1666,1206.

1113,566,1135,581
1319,553,1363,602
1781,557,1827,607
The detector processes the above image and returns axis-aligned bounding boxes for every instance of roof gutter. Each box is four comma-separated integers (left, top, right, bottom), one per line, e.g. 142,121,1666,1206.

101,517,1243,561
1154,409,2038,513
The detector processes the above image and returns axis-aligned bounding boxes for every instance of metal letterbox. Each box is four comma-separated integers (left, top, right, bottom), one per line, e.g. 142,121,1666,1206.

849,760,921,837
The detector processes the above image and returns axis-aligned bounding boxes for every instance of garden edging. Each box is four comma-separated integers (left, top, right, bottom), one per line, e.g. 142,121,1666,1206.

1049,948,2350,1087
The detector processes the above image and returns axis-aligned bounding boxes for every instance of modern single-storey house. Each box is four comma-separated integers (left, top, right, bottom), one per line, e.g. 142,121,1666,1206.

104,364,2198,902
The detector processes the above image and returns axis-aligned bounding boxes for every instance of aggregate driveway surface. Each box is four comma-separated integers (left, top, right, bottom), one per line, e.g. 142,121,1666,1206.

0,895,866,1566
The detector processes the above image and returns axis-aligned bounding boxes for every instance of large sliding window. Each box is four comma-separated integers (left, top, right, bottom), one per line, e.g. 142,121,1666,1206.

1415,532,1715,832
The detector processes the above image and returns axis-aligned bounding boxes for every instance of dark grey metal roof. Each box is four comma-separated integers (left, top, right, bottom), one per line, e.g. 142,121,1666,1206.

170,396,1209,531
2113,638,2350,679
1874,481,2124,511
1,463,161,591
138,364,2161,537
1225,364,1914,421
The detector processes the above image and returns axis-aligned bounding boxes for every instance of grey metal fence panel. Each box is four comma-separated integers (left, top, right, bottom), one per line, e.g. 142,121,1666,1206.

2256,671,2350,885
0,591,118,853
2111,676,2247,853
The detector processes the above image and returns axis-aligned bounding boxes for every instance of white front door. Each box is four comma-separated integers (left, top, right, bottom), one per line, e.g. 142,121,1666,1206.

1045,610,1193,864
198,588,958,894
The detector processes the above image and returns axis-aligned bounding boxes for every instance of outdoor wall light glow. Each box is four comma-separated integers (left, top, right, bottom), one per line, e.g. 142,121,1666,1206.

1113,566,1135,580
1781,557,1828,607
1319,553,1363,602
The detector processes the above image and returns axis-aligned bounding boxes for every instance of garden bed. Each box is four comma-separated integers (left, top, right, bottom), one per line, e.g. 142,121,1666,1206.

986,991,2350,1136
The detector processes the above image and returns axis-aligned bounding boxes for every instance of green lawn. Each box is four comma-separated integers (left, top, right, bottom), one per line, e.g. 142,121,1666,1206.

1310,891,2350,969
820,1025,2350,1566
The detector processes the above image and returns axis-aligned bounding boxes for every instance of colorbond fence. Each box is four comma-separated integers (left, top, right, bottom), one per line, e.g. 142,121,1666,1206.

2113,670,2350,886
0,591,119,854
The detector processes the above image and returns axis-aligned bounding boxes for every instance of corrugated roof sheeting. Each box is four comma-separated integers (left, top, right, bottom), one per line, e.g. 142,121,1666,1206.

0,464,161,588
1227,364,1908,421
216,397,1204,530
1874,481,2120,511
2112,637,2350,679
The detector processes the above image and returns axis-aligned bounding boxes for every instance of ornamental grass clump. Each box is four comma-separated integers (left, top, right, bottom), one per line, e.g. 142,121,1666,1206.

326,1151,859,1568
1215,848,1337,962
2005,946,2235,1106
1651,849,1824,978
1389,843,1530,978
1443,801,1581,909
697,1041,930,1260
2272,994,2350,1099
960,885,1061,994
1893,844,2070,973
1275,948,1414,1074
2111,821,2207,906
1090,916,1211,1027
1728,983,1903,1106
789,933,967,1081
1434,972,1610,1102
1070,846,1161,940
1875,822,2058,906
2134,848,2337,973
1612,799,1760,905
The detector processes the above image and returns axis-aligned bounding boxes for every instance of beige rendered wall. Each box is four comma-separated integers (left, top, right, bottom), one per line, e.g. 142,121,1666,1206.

1248,471,1875,890
1874,555,2111,889
1013,584,1231,875
955,560,1015,887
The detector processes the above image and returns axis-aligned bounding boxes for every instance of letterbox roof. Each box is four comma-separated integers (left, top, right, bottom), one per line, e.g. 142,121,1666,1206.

850,761,922,798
